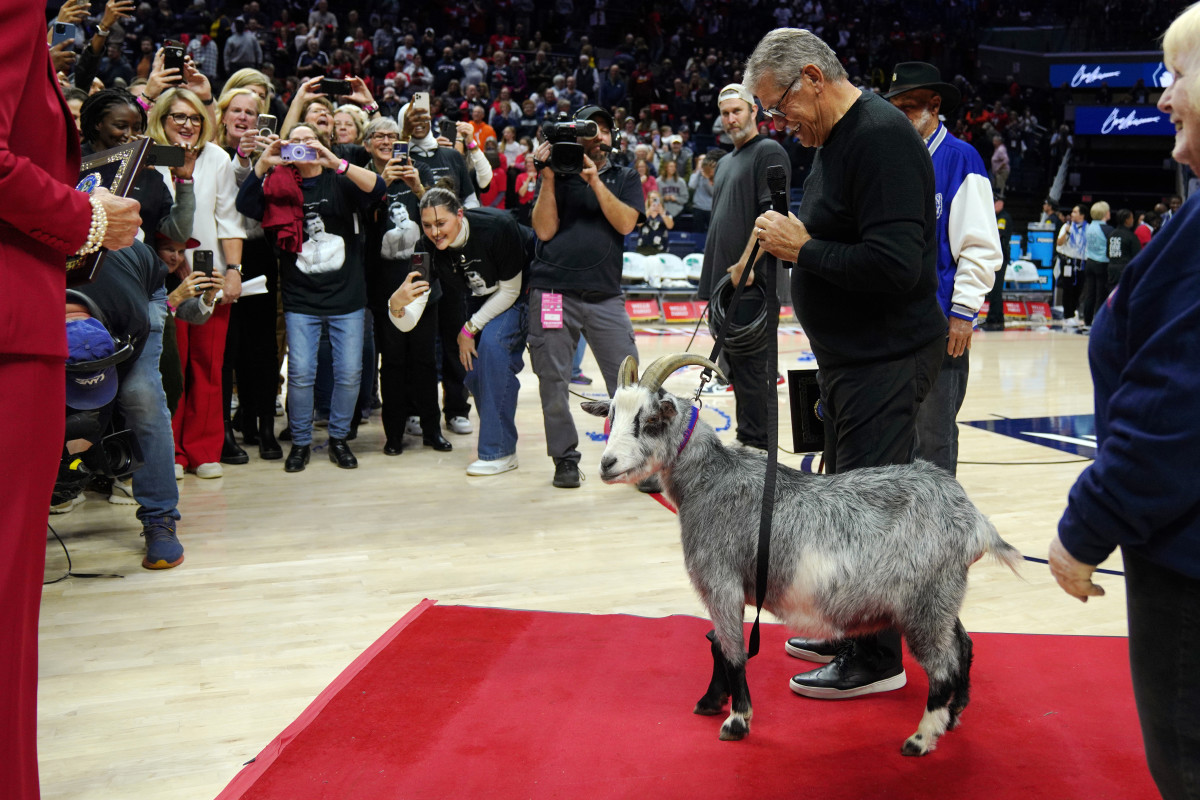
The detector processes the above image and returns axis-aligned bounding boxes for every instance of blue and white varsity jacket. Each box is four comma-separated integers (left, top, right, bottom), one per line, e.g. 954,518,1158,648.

926,123,1003,321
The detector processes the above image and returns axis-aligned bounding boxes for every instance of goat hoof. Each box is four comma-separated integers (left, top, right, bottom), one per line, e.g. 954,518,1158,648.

901,733,934,756
719,716,749,741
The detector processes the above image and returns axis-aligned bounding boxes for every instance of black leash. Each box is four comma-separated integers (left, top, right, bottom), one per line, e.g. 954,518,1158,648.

695,240,780,659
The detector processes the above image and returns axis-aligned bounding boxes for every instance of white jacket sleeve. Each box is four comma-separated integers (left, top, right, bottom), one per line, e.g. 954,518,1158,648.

468,145,493,190
388,289,428,332
212,149,248,247
947,172,1003,316
467,274,521,332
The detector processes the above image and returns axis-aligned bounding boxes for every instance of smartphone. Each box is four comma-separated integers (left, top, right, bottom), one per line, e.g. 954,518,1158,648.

318,78,352,97
412,92,430,115
392,141,409,163
410,252,429,282
280,142,319,162
191,250,214,276
162,41,185,83
256,114,278,138
51,22,76,48
439,119,457,141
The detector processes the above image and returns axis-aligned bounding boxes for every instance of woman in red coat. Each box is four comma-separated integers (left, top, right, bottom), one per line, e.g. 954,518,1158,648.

0,3,140,796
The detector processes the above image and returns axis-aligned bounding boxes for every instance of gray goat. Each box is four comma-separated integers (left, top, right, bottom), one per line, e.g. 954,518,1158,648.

581,353,1022,756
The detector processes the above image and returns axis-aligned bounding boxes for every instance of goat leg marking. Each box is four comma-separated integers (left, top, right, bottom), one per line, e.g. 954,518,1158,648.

718,655,752,741
902,706,951,756
694,630,730,716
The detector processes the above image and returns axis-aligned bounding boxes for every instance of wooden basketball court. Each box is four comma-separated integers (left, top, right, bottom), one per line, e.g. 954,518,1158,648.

37,322,1123,799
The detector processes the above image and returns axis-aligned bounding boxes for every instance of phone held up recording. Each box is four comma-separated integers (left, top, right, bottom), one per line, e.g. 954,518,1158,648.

392,141,409,164
191,250,214,276
162,41,185,83
280,142,319,162
410,252,429,283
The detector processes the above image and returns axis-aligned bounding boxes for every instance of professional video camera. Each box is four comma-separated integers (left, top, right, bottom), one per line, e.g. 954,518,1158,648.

538,112,598,176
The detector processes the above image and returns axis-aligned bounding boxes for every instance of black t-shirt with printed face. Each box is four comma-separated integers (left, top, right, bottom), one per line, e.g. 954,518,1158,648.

430,207,526,327
277,170,385,316
364,159,436,310
410,145,474,203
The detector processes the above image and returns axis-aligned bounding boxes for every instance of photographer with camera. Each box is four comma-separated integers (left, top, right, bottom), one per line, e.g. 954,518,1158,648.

528,105,644,489
236,123,386,472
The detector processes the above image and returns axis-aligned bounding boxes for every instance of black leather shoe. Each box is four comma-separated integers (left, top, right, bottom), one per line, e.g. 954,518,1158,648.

383,440,404,456
788,646,906,699
423,434,453,451
328,437,358,468
284,444,310,473
784,637,841,663
221,422,249,465
258,416,282,460
278,425,291,441
552,459,581,488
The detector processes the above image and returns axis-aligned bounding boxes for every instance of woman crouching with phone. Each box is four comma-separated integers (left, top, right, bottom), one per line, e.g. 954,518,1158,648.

419,185,529,475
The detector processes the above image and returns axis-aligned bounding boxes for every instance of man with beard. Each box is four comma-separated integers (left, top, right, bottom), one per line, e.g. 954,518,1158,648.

884,62,1002,476
697,84,790,451
527,105,644,488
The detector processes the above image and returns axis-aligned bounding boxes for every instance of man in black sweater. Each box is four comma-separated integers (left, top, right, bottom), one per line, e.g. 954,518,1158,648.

746,28,946,699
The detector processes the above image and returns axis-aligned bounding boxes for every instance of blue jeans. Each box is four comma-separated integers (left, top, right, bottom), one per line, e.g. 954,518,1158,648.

118,289,179,522
314,309,375,421
464,301,528,460
285,310,364,444
913,344,969,477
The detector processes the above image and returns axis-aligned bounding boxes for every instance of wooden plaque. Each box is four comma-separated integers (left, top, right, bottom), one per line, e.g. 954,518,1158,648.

65,138,153,286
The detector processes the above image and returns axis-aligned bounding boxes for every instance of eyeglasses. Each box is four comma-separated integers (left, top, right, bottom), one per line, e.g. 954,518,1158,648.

763,81,798,126
166,112,204,127
372,133,401,142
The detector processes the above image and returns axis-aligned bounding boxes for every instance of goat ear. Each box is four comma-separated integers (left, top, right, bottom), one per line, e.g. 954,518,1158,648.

659,398,678,420
580,399,611,418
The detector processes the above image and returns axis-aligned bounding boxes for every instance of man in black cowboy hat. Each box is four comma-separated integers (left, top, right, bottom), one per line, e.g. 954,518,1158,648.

885,62,1003,475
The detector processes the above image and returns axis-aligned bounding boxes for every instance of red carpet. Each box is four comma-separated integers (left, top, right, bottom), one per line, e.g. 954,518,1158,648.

218,601,1155,800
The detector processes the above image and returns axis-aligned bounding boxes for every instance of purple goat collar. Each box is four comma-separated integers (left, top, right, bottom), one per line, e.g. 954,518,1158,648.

677,406,700,456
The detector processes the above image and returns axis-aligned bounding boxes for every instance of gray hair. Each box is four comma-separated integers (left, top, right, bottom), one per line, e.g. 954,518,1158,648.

363,116,399,142
743,28,847,97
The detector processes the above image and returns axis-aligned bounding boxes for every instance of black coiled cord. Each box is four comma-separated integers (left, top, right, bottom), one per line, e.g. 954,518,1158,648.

705,274,772,356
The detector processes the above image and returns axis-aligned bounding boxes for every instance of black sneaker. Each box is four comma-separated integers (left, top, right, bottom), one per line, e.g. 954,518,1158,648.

552,459,581,488
788,644,906,699
784,637,841,663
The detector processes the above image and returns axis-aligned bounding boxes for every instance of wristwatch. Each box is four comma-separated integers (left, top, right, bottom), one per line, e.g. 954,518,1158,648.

464,319,481,336
226,263,243,275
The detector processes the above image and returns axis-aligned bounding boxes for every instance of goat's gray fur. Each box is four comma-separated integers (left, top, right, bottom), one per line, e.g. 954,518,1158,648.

582,354,1022,755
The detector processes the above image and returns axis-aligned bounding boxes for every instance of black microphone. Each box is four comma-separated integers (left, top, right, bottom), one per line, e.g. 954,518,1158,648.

766,164,793,270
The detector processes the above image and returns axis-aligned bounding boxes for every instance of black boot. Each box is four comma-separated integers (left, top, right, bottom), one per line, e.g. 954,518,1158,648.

284,444,310,472
221,419,249,465
327,437,358,469
258,415,282,460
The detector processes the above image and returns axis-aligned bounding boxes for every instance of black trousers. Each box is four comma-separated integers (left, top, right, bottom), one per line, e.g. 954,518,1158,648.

985,262,1006,326
1081,259,1109,325
819,335,945,669
372,303,441,445
725,294,774,450
1124,549,1200,800
436,289,471,422
1059,257,1085,320
223,238,279,429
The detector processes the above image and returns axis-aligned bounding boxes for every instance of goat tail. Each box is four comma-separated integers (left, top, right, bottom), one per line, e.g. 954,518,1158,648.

978,516,1024,578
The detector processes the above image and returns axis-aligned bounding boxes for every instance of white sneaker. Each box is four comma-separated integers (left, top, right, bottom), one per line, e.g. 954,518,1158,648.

174,463,184,481
275,396,284,417
194,462,223,479
50,494,85,514
108,477,137,505
405,416,423,436
447,416,473,435
466,454,518,476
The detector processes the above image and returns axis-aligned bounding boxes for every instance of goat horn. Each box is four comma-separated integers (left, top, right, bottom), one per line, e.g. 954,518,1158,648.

617,356,639,389
638,353,727,394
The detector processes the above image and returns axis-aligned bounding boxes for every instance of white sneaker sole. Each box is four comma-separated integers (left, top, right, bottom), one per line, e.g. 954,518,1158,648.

783,641,836,663
789,670,907,699
108,491,137,506
466,459,518,476
50,495,85,515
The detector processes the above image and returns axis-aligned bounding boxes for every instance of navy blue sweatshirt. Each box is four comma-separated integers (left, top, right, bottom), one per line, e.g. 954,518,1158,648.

1058,196,1200,578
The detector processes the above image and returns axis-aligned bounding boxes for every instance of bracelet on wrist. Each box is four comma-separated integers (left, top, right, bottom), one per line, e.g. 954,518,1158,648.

174,176,194,184
96,25,110,37
136,94,152,111
336,159,350,175
460,324,474,339
362,102,379,115
200,96,214,106
76,193,108,257
235,145,248,160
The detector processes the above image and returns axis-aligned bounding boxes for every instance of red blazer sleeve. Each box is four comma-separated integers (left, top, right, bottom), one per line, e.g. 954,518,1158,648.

0,0,93,358
0,0,92,255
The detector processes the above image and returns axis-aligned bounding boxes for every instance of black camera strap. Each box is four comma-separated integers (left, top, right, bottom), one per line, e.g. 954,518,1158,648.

696,241,780,660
